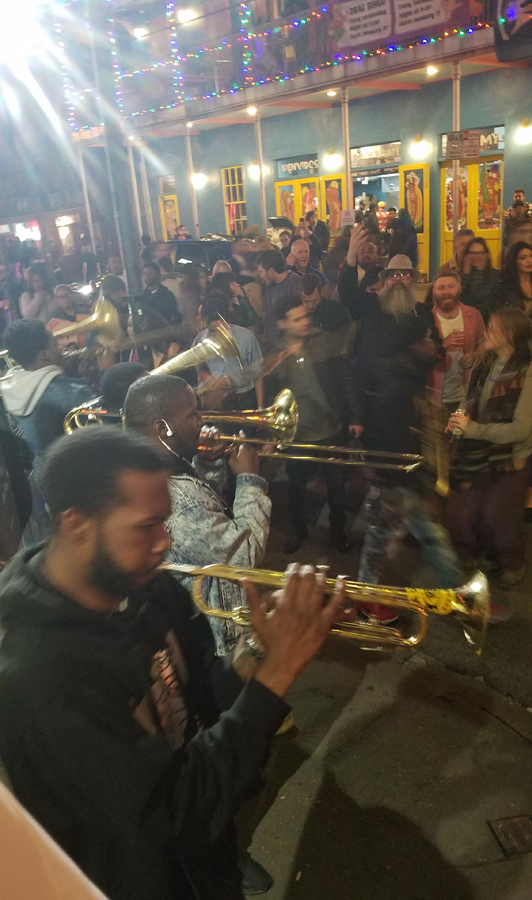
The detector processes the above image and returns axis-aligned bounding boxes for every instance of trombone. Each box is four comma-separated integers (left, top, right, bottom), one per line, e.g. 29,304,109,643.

200,391,423,472
165,563,489,652
64,317,243,432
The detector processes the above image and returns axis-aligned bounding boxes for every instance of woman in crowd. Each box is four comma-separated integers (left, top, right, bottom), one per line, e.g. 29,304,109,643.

48,284,78,324
19,267,54,322
460,237,501,322
279,230,292,258
389,209,418,266
447,307,532,588
204,272,258,328
499,241,532,316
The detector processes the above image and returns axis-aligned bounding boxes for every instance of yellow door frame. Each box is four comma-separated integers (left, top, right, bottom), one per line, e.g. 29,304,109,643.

440,155,504,269
158,194,180,241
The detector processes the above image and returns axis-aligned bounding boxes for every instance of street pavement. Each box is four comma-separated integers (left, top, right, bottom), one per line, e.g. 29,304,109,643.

243,473,532,899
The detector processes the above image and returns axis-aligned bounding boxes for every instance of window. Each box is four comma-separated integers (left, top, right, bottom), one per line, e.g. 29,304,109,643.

221,166,247,235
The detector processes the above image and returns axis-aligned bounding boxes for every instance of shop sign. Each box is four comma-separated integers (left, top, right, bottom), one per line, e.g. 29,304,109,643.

441,126,505,158
444,130,481,159
276,154,319,179
329,0,473,52
350,142,401,169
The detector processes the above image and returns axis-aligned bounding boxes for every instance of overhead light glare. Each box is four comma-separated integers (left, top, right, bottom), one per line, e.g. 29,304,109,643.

133,27,149,39
177,9,198,24
426,66,438,75
326,90,337,96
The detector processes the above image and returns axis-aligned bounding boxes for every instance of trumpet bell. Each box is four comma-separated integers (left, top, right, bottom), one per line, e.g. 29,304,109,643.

52,298,122,345
453,571,489,650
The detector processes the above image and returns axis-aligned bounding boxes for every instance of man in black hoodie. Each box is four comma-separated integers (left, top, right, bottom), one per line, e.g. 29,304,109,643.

0,427,344,900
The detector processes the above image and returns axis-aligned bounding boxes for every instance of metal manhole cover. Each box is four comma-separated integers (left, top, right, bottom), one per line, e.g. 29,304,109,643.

488,816,532,856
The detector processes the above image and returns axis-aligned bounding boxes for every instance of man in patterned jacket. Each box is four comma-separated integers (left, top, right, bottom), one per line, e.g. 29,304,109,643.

124,373,271,658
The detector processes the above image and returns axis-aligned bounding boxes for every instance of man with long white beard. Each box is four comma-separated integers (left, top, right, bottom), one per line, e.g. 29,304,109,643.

338,234,463,623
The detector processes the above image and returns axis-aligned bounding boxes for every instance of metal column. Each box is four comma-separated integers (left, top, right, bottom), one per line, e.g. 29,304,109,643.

254,114,268,233
128,144,143,241
452,62,461,234
342,88,352,210
78,148,96,250
139,149,156,240
185,131,201,238
87,0,143,296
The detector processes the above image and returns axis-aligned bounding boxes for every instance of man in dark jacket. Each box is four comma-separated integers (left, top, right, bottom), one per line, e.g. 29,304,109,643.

267,294,358,554
305,210,330,253
142,262,181,325
300,273,352,332
0,427,343,900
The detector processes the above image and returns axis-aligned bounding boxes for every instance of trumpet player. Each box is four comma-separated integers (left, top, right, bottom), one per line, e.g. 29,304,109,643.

0,427,345,900
124,374,272,657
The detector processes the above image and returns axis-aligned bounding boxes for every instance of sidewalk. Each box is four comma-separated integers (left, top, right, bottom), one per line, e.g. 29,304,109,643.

246,649,532,900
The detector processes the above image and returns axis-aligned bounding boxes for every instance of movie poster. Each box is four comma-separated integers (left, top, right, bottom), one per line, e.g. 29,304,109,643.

158,194,180,241
445,166,468,232
403,168,424,233
478,161,502,229
276,183,295,224
324,178,343,236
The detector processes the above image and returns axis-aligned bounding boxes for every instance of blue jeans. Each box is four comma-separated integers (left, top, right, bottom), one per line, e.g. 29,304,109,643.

358,483,463,589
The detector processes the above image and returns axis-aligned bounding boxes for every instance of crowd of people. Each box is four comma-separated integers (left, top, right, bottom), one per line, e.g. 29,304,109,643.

0,192,532,899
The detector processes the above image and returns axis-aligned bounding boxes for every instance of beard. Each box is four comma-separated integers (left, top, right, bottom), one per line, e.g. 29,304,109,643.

379,283,417,316
88,535,137,600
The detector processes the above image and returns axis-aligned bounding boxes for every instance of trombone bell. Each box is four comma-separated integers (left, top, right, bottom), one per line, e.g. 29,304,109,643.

52,298,122,345
165,563,489,653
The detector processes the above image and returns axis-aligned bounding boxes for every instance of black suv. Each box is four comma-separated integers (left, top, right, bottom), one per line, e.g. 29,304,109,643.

165,238,234,273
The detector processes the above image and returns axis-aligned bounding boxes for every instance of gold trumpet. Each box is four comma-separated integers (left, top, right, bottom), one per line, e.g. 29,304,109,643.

201,391,423,472
63,318,243,432
166,563,490,652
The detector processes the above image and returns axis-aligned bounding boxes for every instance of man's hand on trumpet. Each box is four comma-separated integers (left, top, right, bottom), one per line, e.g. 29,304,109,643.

241,564,346,698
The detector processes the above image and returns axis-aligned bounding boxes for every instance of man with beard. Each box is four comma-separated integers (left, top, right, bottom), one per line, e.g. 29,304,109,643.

427,272,485,411
0,427,344,900
338,231,462,622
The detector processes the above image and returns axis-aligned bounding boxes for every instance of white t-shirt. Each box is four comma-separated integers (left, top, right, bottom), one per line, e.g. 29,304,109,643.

436,308,465,404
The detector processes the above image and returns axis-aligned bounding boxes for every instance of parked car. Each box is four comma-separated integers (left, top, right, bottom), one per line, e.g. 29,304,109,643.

164,238,234,273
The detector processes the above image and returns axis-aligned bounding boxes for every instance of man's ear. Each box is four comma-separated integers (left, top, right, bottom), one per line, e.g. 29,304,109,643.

57,508,94,545
276,317,286,331
154,418,173,438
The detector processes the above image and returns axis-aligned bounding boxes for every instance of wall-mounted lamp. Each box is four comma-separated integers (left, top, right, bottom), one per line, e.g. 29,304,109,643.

249,161,268,180
426,66,438,76
516,118,532,145
247,106,257,116
186,121,194,128
410,134,430,160
191,172,207,189
324,147,342,170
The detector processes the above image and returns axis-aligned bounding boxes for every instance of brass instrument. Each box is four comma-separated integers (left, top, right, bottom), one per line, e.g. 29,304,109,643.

166,563,490,652
200,392,423,472
63,318,243,432
0,350,13,371
52,298,122,345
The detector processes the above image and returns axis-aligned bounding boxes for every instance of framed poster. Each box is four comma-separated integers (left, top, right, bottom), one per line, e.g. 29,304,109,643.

321,175,345,237
275,181,296,224
399,163,430,277
298,179,320,218
158,194,180,241
445,166,468,232
477,161,503,230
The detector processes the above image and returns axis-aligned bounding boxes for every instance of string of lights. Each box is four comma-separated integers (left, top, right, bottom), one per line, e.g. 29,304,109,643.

54,0,491,129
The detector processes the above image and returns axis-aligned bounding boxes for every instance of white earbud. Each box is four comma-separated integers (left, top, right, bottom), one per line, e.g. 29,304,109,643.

160,419,173,437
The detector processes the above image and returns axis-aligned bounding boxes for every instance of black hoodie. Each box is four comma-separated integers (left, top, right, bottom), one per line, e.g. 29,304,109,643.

0,546,289,900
